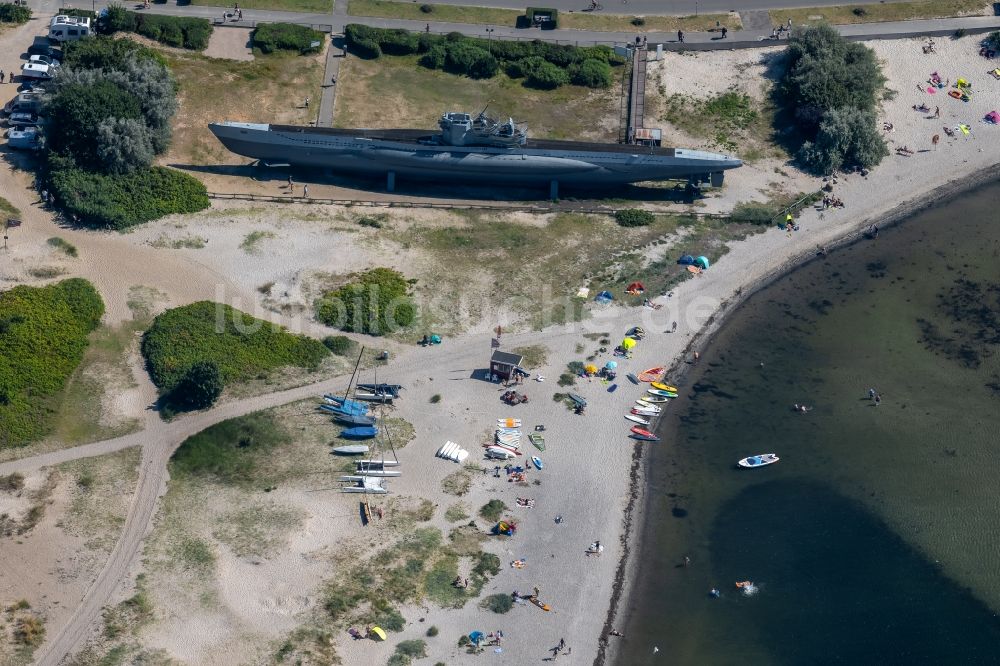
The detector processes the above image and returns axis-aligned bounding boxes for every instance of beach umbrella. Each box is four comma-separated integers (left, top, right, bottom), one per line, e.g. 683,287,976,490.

605,361,618,369
369,626,387,641
621,337,636,350
584,364,598,374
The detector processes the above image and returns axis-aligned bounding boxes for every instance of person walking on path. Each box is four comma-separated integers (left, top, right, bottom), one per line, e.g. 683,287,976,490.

303,184,309,198
0,70,5,84
721,26,728,39
559,638,566,650
287,175,293,189
677,29,683,43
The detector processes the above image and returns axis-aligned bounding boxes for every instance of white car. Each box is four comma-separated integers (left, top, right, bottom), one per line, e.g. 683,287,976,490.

6,126,40,151
20,62,53,80
28,55,60,67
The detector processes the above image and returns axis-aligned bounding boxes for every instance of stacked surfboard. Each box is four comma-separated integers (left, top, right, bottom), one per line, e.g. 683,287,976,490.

436,440,469,463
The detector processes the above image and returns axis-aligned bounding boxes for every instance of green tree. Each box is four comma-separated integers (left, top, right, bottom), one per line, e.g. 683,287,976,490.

44,80,143,169
782,23,885,133
171,360,224,410
95,117,155,174
797,107,887,175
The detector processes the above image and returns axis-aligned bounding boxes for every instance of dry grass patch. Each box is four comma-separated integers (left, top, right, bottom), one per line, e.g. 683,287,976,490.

770,0,987,26
59,448,141,552
334,54,620,142
162,49,325,166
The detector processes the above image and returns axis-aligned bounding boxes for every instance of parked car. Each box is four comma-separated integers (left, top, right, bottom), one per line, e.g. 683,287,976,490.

27,40,63,61
28,55,60,67
20,62,53,80
3,91,43,115
8,112,38,127
6,127,41,151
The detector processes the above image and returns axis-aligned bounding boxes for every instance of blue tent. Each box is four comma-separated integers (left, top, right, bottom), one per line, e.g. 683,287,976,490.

695,256,710,269
677,254,695,265
595,290,614,303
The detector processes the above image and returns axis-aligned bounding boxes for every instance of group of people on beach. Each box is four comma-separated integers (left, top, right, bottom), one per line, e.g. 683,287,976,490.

868,387,883,406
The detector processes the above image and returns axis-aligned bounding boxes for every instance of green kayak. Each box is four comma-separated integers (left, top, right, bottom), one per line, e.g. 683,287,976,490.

529,433,546,451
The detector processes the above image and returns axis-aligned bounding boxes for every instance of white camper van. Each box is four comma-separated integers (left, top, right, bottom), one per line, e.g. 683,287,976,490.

48,15,91,42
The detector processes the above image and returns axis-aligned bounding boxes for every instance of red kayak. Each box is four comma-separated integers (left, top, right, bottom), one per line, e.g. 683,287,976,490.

630,426,659,442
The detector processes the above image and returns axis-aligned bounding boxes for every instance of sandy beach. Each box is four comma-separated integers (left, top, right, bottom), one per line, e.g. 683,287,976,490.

1,19,1000,665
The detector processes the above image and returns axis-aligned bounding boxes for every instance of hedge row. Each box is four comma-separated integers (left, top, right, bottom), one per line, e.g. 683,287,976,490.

252,22,324,54
49,164,209,230
345,24,623,88
0,279,104,448
0,4,31,23
142,301,330,393
104,5,212,50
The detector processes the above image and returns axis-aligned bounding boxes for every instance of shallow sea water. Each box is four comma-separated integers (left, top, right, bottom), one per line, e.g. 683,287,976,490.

616,182,1000,665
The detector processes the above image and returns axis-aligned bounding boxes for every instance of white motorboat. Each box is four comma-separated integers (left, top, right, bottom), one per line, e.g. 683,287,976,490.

738,453,779,468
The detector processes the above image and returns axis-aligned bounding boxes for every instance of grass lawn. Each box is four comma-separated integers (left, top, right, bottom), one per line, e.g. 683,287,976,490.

334,54,621,142
162,49,325,166
560,11,741,33
187,0,332,13
50,321,145,446
769,0,988,27
0,195,20,219
348,0,519,25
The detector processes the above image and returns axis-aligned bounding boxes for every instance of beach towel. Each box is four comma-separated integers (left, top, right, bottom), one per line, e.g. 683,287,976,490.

927,87,937,94
960,124,971,135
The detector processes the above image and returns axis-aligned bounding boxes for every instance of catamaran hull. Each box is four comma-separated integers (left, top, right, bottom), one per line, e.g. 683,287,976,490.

209,122,742,188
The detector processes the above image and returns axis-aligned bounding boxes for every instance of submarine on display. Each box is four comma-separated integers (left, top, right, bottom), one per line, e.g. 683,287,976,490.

208,109,742,197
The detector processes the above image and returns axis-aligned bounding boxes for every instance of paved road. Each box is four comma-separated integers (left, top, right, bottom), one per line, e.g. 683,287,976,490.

363,0,923,16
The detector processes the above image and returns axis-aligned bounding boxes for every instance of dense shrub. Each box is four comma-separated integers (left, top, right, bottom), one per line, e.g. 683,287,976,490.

0,4,31,23
49,164,209,230
797,107,888,175
419,44,447,69
63,36,164,70
315,268,415,336
345,23,382,59
615,209,654,227
570,58,612,88
142,301,330,393
377,28,419,56
252,22,323,54
730,201,779,225
345,25,624,89
482,593,513,613
985,31,1000,51
322,335,357,356
131,13,212,50
103,3,133,34
0,279,104,447
56,7,96,19
443,42,498,79
170,360,224,410
525,60,568,89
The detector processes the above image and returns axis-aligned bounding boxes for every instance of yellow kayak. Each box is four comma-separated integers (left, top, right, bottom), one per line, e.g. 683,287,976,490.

651,382,678,393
